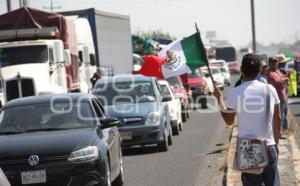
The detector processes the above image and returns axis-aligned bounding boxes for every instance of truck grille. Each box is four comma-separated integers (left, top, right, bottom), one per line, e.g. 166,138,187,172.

5,78,35,101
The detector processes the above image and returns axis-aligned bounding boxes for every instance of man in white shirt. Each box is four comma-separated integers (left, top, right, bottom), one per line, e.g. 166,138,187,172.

213,53,281,186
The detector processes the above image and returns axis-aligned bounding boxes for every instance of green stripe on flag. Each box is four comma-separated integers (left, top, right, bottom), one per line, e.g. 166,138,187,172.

181,32,208,69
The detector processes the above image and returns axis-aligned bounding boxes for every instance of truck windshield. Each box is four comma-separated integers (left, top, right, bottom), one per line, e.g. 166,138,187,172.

216,47,236,62
0,45,48,67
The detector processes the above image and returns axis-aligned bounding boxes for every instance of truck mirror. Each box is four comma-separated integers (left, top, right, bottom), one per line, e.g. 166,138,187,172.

64,49,72,66
54,41,64,63
83,46,90,64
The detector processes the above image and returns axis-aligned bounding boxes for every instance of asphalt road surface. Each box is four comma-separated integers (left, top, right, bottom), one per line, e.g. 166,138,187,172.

122,75,240,186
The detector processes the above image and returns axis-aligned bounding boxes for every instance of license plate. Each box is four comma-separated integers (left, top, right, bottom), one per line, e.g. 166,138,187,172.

21,170,46,185
120,132,132,140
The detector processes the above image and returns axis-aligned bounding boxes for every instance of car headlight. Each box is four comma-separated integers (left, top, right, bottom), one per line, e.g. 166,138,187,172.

145,112,160,125
68,146,99,162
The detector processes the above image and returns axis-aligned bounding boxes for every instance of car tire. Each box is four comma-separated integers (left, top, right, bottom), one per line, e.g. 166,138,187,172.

157,129,168,152
103,158,112,186
200,97,208,109
179,122,183,131
112,150,124,186
172,123,180,135
186,106,190,119
182,108,187,122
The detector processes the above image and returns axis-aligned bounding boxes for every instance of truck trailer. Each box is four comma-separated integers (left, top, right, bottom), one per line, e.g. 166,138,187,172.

60,8,133,75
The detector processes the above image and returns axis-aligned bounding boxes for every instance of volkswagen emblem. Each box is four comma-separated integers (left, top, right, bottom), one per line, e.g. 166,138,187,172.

28,155,39,166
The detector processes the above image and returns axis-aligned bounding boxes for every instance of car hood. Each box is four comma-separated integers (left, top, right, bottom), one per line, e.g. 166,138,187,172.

0,128,97,160
105,102,158,118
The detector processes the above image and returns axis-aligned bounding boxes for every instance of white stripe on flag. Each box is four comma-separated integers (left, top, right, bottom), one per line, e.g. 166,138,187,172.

158,40,190,78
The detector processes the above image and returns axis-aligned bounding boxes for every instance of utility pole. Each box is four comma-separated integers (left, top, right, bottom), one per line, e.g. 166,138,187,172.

6,0,11,12
251,0,256,53
43,0,61,12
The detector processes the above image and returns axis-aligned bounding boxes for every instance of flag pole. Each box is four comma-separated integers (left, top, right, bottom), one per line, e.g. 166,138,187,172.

194,23,217,89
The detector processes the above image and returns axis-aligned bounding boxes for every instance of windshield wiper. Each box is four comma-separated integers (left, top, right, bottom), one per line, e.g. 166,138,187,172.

0,131,23,135
24,128,69,132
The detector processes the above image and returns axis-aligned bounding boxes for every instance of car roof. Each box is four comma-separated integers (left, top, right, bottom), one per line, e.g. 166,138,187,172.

4,93,93,108
158,79,169,85
95,74,155,86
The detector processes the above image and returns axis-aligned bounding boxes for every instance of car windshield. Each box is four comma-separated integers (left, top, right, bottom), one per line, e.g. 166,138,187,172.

0,45,48,67
216,47,236,62
211,68,221,74
94,81,156,105
166,76,182,88
0,101,96,134
220,68,226,73
188,69,203,78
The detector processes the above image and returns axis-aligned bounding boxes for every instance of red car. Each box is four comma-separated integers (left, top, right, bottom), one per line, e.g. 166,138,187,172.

228,62,240,74
166,76,190,122
180,70,209,109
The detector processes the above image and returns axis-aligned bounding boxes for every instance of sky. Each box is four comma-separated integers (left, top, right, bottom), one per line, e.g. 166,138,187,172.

1,0,300,47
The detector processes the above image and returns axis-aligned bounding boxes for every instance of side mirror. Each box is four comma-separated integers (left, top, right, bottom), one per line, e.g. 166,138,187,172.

100,117,120,129
162,96,172,102
63,49,72,66
83,46,90,64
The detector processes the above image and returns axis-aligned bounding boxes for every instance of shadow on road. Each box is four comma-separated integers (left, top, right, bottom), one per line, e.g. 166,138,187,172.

206,148,227,155
122,146,159,156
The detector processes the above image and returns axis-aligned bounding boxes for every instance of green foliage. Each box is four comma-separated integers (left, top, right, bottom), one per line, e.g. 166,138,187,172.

136,30,176,40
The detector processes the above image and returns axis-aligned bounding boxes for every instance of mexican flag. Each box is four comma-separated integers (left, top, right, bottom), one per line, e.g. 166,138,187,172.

140,32,208,79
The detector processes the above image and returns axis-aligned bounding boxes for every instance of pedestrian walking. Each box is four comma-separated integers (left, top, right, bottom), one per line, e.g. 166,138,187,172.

213,54,281,186
267,57,289,131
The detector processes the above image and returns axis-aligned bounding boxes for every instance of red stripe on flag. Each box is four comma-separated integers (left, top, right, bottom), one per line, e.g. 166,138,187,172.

139,55,165,79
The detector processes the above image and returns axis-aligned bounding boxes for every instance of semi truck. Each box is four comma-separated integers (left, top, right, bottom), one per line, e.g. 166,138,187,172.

60,8,133,75
0,7,133,103
0,7,84,103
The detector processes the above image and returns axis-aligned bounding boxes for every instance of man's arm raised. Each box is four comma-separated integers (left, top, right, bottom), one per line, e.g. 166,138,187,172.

213,88,236,126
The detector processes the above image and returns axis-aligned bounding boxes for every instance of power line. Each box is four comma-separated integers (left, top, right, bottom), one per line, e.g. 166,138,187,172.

42,0,61,12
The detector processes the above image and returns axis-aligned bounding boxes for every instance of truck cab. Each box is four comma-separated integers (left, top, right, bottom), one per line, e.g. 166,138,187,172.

0,37,71,102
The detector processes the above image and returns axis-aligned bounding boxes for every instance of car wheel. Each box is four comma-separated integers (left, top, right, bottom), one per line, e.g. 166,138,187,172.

168,128,173,145
112,150,124,186
179,122,183,131
103,158,112,186
186,107,190,119
157,129,168,152
182,108,187,122
200,97,208,109
172,122,180,136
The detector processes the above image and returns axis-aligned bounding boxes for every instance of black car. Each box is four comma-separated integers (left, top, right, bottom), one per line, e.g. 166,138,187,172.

0,93,124,186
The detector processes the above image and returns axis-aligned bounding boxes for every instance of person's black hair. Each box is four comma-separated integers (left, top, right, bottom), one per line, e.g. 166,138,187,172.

269,57,278,64
241,53,261,79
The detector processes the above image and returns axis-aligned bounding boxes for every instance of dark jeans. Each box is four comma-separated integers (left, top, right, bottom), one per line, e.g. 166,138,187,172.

241,145,280,186
280,101,288,130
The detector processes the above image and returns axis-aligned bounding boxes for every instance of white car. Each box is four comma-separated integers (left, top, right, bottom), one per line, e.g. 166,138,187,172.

220,67,231,86
209,59,229,72
201,66,225,90
158,80,182,135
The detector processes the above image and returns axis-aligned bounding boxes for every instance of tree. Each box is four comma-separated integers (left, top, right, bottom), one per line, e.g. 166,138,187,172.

136,30,176,40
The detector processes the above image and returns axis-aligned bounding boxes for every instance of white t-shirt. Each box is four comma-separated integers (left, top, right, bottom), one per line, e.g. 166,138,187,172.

226,80,280,145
